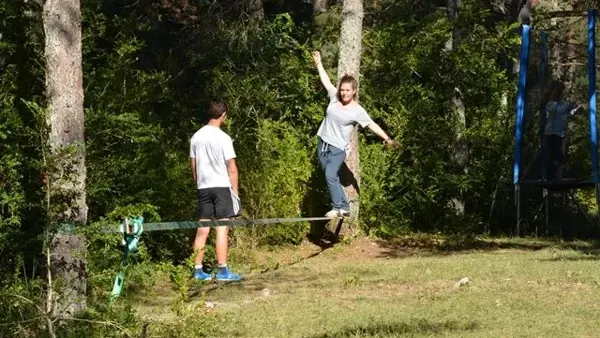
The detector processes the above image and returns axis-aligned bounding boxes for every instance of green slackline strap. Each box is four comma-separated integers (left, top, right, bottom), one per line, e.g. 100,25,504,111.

109,216,144,304
108,216,333,304
141,217,332,232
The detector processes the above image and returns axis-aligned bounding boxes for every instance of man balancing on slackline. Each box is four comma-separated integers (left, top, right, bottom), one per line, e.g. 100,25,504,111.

311,50,399,218
189,100,242,281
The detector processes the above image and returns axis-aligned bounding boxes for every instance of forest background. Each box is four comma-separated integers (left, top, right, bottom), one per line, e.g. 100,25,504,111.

1,0,599,336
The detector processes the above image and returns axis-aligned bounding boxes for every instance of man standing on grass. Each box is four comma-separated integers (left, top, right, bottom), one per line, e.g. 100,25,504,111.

189,100,242,281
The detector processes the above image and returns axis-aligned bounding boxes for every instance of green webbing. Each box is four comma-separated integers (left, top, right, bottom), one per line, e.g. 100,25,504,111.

109,216,144,304
142,217,331,232
108,216,332,303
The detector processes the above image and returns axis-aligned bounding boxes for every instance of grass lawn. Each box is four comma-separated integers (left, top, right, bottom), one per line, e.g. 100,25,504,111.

131,237,600,337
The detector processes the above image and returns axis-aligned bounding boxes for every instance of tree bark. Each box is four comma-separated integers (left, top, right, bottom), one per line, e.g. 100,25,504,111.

248,0,264,22
313,0,328,14
517,0,535,24
337,0,363,230
566,0,576,87
43,0,87,316
446,0,467,218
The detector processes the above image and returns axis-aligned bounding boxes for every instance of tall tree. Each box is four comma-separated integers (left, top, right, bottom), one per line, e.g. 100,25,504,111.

446,0,467,218
517,0,535,24
313,0,328,14
43,0,87,315
566,0,577,87
337,0,364,228
249,0,265,21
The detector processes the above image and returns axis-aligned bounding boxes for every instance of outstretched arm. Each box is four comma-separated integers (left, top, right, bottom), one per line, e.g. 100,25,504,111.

354,108,400,149
569,102,587,116
312,51,337,94
367,123,399,148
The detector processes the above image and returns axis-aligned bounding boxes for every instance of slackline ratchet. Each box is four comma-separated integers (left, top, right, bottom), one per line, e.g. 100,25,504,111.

110,216,144,303
109,215,333,303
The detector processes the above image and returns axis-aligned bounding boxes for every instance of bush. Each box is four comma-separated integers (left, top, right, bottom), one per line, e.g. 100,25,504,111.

236,120,314,245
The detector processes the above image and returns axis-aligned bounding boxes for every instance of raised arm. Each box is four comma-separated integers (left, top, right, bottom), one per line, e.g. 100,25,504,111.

312,51,337,94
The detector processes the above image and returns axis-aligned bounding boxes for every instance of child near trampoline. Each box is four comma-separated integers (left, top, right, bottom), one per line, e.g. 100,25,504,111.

311,50,399,218
542,81,586,181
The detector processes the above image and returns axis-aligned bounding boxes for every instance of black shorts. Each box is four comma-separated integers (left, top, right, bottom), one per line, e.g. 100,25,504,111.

197,187,241,220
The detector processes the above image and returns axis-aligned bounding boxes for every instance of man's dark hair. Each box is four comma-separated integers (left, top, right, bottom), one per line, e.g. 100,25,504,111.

207,101,228,120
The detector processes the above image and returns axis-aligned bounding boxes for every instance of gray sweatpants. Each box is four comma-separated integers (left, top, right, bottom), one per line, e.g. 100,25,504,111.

317,138,350,210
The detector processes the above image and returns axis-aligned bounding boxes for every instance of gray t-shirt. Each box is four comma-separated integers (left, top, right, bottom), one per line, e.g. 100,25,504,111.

316,87,374,151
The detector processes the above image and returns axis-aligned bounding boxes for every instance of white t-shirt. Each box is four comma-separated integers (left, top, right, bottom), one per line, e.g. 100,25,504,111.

189,125,236,189
316,87,374,151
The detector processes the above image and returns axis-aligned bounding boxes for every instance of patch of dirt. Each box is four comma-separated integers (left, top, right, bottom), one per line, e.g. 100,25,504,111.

241,236,411,273
246,241,325,272
277,237,422,265
338,237,427,260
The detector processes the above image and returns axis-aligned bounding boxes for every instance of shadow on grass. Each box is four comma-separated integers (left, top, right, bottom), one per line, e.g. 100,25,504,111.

540,255,600,262
307,221,342,249
375,236,600,259
185,227,345,300
187,269,336,299
241,228,338,278
306,319,479,338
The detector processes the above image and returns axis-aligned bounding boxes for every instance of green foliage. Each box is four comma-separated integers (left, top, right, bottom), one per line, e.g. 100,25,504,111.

3,0,600,334
0,3,27,283
200,15,325,245
0,88,25,264
0,279,47,337
359,0,519,237
236,120,314,245
144,307,228,338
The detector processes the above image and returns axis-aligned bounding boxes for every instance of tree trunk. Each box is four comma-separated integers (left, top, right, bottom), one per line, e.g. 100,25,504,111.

566,0,576,87
337,0,363,231
43,0,87,316
248,0,264,22
447,0,460,50
313,0,328,14
446,0,467,218
548,0,562,79
517,0,535,25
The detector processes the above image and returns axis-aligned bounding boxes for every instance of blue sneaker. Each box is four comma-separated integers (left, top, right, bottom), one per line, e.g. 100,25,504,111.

193,269,212,281
215,267,242,281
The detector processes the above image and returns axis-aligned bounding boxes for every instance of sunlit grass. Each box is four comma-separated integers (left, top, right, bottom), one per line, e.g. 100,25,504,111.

134,237,600,337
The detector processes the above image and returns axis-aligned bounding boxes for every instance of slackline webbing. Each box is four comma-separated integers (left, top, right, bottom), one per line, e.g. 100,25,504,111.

109,216,334,304
141,217,331,231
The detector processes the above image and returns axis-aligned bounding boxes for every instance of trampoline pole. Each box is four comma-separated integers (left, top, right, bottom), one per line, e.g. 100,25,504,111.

588,10,599,223
596,183,600,225
540,31,548,181
516,184,521,236
514,25,530,186
544,188,549,236
514,25,529,238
